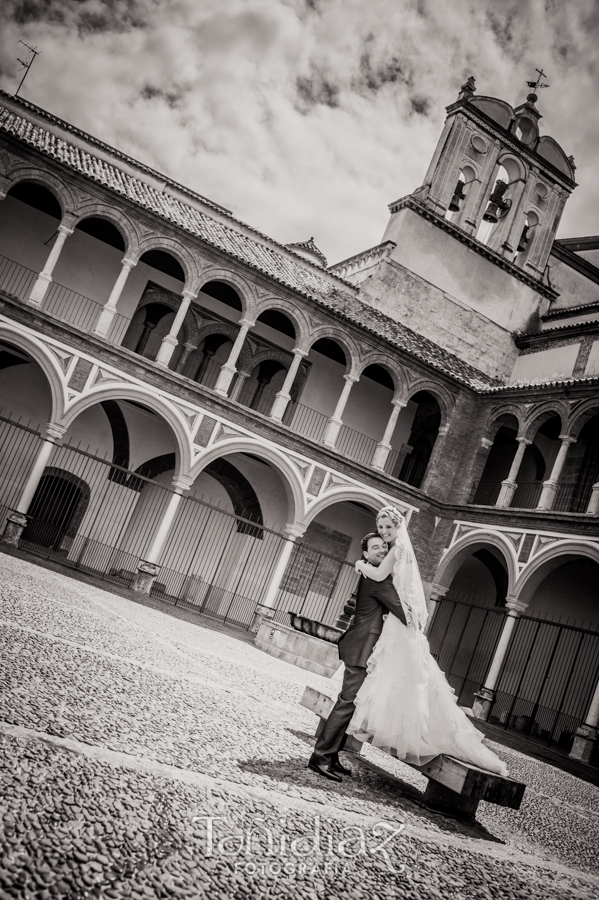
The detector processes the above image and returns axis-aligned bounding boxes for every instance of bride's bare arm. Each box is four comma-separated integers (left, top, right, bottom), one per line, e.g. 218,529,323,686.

355,545,396,581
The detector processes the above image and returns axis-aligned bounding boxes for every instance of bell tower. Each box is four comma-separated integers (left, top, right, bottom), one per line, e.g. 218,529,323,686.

411,74,576,281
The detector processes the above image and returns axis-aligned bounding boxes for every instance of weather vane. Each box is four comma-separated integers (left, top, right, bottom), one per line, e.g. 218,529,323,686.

15,41,41,97
526,68,549,94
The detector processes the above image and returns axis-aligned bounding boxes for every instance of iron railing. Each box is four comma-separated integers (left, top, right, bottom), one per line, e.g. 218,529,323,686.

469,481,502,505
0,413,358,631
283,402,329,443
336,423,378,467
0,253,131,344
428,592,599,756
510,481,543,509
554,481,594,514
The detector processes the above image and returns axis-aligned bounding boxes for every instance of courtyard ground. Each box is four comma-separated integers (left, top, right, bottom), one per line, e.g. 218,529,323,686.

0,550,598,900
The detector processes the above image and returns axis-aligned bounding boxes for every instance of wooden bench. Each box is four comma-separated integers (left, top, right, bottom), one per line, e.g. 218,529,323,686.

301,686,526,820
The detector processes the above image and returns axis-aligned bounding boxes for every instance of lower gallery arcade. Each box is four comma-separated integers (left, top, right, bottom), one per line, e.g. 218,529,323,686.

1,330,598,766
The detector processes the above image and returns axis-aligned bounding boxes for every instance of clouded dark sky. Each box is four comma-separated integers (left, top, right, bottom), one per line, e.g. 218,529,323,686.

1,0,598,263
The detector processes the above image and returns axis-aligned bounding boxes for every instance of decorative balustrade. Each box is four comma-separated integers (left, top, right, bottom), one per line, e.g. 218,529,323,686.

336,423,379,467
282,402,329,443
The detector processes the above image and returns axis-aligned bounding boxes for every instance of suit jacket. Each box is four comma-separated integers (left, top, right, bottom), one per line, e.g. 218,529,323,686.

337,571,407,668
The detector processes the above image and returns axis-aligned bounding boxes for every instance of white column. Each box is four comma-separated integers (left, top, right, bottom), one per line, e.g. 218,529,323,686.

17,423,66,512
155,289,198,368
371,398,407,470
94,256,137,337
214,317,255,396
587,483,599,515
323,374,358,448
229,370,250,402
496,437,531,507
250,524,305,633
29,225,73,306
145,475,192,563
270,349,307,421
570,674,599,762
1,423,66,546
537,435,576,510
472,598,525,720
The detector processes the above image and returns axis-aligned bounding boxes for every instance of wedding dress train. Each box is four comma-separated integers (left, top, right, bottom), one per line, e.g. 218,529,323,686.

346,612,508,776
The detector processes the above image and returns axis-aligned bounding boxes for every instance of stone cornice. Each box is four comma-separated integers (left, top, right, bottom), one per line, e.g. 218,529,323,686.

515,320,599,348
550,241,599,287
386,195,559,302
444,98,577,191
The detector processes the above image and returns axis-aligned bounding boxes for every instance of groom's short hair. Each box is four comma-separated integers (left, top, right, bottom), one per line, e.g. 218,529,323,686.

361,532,381,554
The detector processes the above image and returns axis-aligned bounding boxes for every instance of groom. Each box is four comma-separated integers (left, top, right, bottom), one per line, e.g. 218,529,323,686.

308,532,407,782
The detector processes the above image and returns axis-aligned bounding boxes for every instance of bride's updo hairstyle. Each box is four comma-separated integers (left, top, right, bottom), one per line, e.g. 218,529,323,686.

376,506,404,528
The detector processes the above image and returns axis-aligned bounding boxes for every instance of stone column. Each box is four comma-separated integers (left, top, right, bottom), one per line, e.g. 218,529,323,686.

472,598,526,721
175,341,197,375
423,583,449,636
29,224,74,306
496,437,531,507
0,423,66,546
229,370,250,402
371,398,407,470
586,483,599,515
94,256,137,337
250,524,305,633
270,349,307,422
155,289,198,368
214,318,255,396
570,677,599,763
132,475,192,593
323,374,358,449
537,435,576,510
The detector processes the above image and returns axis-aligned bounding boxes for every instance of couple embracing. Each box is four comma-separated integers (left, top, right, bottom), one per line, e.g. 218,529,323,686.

308,506,508,782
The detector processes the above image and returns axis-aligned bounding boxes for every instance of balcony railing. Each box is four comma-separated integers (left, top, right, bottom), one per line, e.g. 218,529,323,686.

336,423,378,467
554,481,594,514
469,480,502,505
510,481,543,509
283,402,328,443
0,254,131,344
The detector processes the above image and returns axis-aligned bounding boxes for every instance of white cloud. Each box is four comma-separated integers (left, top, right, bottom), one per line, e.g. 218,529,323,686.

0,0,598,262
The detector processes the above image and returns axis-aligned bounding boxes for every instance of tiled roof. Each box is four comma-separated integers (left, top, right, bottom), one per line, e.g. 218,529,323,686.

286,237,327,267
0,101,501,391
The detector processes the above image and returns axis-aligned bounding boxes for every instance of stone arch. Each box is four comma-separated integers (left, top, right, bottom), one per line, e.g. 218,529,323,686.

0,322,65,423
197,267,257,318
523,404,567,440
497,152,527,183
405,380,454,427
301,487,407,531
71,203,139,256
305,328,360,377
355,353,407,396
484,409,523,442
192,320,250,377
244,347,292,374
568,402,599,439
61,384,192,476
434,529,518,599
188,438,305,527
22,465,91,550
254,297,308,347
136,235,198,290
514,540,599,608
132,285,199,346
5,166,74,219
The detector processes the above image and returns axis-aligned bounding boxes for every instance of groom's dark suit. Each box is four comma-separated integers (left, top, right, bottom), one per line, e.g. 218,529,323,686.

310,570,406,767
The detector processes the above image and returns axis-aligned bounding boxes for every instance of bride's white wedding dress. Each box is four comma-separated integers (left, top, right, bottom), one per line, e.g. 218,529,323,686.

344,526,508,777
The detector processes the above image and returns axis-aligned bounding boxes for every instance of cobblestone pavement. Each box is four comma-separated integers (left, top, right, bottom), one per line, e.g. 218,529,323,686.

1,552,598,899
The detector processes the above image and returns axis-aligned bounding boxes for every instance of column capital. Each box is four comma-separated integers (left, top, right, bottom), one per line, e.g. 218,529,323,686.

344,373,360,384
121,256,138,270
505,596,527,614
391,396,408,409
480,437,494,450
292,347,309,358
285,523,306,539
239,317,256,329
437,423,450,436
429,583,449,601
172,475,194,493
57,224,74,237
181,288,198,301
43,422,67,441
558,434,577,444
516,436,532,446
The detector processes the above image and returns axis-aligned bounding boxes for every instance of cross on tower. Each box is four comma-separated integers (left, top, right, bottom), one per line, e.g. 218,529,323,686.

526,68,549,93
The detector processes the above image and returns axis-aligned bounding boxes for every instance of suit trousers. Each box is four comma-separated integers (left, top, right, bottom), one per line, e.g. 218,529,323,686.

312,664,367,762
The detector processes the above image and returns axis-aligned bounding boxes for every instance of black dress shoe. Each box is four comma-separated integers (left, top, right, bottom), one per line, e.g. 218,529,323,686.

331,758,352,776
307,759,342,782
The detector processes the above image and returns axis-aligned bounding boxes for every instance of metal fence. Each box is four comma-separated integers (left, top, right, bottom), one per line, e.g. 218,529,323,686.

0,413,357,630
0,253,130,344
428,592,599,756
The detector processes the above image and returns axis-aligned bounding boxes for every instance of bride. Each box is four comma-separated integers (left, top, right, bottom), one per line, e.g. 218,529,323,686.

345,506,508,777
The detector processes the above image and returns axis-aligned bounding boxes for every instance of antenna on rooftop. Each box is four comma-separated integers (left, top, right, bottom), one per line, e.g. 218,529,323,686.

15,41,41,97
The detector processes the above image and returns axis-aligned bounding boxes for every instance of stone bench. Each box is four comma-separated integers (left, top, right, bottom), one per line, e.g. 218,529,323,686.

301,686,526,820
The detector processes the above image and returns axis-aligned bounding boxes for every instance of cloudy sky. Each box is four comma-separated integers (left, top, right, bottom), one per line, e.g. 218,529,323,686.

1,0,598,263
